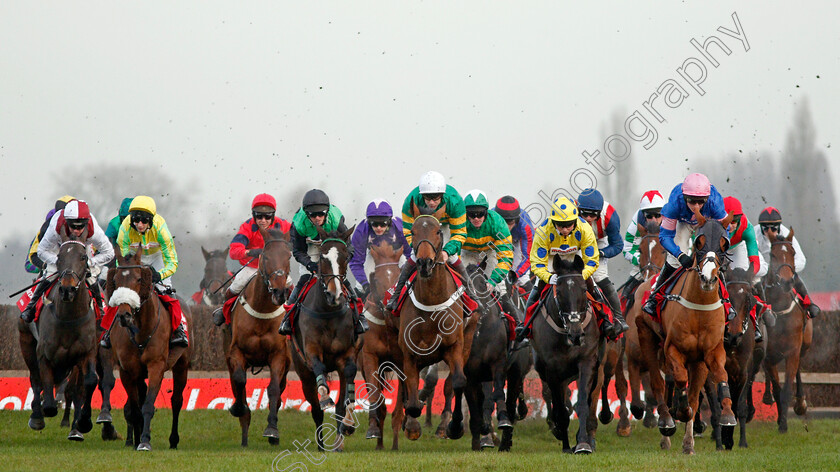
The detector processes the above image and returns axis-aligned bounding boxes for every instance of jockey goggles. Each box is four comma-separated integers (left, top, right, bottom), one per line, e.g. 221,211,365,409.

578,209,601,219
644,211,661,219
761,223,780,233
368,218,390,228
306,210,327,218
131,212,152,225
553,219,576,230
67,219,88,230
253,211,275,221
466,209,487,220
684,195,708,206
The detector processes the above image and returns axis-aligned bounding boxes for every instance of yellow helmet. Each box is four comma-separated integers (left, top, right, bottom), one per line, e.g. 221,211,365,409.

129,195,157,216
548,197,579,223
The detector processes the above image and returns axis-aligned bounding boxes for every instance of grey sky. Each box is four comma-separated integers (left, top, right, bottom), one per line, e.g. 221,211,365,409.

1,2,837,243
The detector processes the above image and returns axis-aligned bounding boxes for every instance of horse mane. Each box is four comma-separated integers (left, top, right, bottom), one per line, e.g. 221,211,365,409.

728,267,752,284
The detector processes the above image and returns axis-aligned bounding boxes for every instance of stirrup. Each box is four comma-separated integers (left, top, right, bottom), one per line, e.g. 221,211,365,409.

642,297,657,316
278,314,293,335
212,307,225,326
100,331,112,349
170,327,188,348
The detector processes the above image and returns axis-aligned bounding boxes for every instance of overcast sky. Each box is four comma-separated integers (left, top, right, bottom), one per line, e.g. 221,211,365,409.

1,1,837,243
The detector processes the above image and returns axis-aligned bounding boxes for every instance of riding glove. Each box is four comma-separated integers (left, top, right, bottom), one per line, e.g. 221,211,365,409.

678,253,693,269
152,270,162,284
247,248,263,257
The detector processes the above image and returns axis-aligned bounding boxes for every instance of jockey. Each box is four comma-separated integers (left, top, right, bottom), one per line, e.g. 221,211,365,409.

386,170,477,313
460,190,527,348
20,199,114,323
516,197,624,341
348,199,411,299
642,173,733,318
25,195,76,274
493,195,535,293
102,195,186,348
754,206,820,318
105,197,134,248
620,190,666,307
211,193,292,326
278,189,367,336
576,188,630,336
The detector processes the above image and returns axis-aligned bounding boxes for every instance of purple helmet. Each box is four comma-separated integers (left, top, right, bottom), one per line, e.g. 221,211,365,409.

366,199,393,218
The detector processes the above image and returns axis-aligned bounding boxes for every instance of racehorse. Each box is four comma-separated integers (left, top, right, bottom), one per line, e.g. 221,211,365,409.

532,255,604,454
226,228,292,447
398,204,476,443
619,220,667,436
107,250,192,451
288,226,359,452
198,247,230,306
358,240,407,450
636,210,737,454
761,228,811,433
18,236,98,441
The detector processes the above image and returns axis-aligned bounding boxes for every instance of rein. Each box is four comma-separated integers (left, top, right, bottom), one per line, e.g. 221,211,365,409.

541,274,591,335
113,264,162,351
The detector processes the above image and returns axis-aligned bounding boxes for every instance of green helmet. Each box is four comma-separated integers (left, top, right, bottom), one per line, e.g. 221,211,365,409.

464,189,489,209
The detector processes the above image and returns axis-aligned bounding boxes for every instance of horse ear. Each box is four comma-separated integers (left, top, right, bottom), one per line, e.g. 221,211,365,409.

132,250,142,265
258,227,270,243
787,227,795,241
637,222,646,236
341,225,356,244
201,246,211,261
720,236,730,253
692,207,707,227
574,254,585,272
410,199,421,218
315,225,329,241
139,267,152,299
432,203,447,221
694,234,706,252
106,267,116,300
720,210,734,229
747,260,755,276
223,247,230,257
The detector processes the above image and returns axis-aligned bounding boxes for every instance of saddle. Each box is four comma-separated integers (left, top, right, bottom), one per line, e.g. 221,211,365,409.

100,289,185,335
383,264,478,317
521,282,616,339
641,268,734,326
17,280,104,323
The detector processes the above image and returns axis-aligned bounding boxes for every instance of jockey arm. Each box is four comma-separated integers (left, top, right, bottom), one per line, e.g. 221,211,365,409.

487,219,514,286
36,215,62,267
348,223,369,286
442,190,467,257
393,217,412,260
579,225,600,280
87,216,115,268
154,217,178,280
289,224,313,269
623,214,641,266
601,209,623,259
740,220,763,277
513,218,534,278
530,224,554,284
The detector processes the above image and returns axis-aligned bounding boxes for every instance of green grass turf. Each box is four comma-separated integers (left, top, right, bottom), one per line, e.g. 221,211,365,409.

0,409,838,472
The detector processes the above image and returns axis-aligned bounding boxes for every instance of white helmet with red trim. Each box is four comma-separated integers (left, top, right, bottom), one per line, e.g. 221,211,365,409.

639,190,665,211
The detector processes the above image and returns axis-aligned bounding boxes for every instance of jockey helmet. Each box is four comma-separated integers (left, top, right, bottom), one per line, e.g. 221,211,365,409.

494,195,521,221
130,196,157,216
464,190,489,210
681,173,711,197
55,195,76,211
758,207,782,224
366,199,393,218
639,190,665,211
63,200,91,229
418,171,446,194
576,188,604,211
723,196,744,216
251,193,277,212
302,189,330,213
549,197,579,223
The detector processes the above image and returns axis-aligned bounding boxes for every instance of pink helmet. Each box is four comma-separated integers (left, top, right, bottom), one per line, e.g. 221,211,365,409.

681,173,711,197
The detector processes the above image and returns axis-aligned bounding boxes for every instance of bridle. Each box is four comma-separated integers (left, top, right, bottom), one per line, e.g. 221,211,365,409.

724,279,755,343
548,273,589,328
113,264,159,352
411,215,444,265
57,240,88,291
259,238,292,298
317,237,348,291
639,233,663,277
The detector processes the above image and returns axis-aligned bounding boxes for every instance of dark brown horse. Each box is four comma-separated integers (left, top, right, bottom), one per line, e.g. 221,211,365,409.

358,240,407,450
532,255,604,454
226,228,292,447
399,207,476,442
107,250,192,451
18,237,98,441
199,247,231,306
761,229,811,433
288,226,359,451
636,211,736,454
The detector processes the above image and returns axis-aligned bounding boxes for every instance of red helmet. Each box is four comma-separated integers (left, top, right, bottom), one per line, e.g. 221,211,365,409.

251,193,276,211
723,196,743,216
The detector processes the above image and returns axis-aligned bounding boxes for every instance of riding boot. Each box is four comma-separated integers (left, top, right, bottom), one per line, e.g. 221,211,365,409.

20,276,53,323
450,258,486,314
754,323,763,343
621,274,642,314
170,323,189,348
385,259,415,313
587,278,620,341
89,280,104,313
279,274,311,335
499,292,529,349
643,263,677,316
212,289,236,326
793,274,820,318
100,322,113,349
598,278,629,335
344,279,368,335
515,280,545,342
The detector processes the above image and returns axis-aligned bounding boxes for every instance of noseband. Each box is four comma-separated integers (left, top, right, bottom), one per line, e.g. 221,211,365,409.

58,240,88,290
411,215,444,264
260,238,291,295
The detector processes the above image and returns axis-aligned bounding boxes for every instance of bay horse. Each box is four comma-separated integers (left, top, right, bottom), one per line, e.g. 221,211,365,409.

288,225,359,452
532,255,604,454
398,206,476,443
226,228,292,447
198,247,230,306
636,210,737,454
358,240,407,450
619,220,667,436
761,228,811,433
107,250,192,451
18,236,98,441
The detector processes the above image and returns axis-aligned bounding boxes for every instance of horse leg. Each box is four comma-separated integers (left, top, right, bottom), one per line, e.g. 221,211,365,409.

794,369,808,416
702,376,722,449
778,352,800,432
762,358,776,405
499,367,521,452
310,357,335,410
641,373,658,428
682,363,705,455
665,345,691,423
136,362,166,451
734,372,750,448
420,364,439,425
66,369,85,440
226,347,251,447
599,349,616,426
337,359,358,437
573,358,597,454
401,355,423,440
479,382,496,449
391,380,406,450
615,353,630,436
706,344,737,444
465,382,484,450
37,356,59,418
550,377,572,453
169,359,188,449
299,376,329,453
435,375,453,439
61,372,74,428
97,348,119,440
360,351,383,443
445,349,467,441
264,353,288,446
637,322,673,436
75,356,97,436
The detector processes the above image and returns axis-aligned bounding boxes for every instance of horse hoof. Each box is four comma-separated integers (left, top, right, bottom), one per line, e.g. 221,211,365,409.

660,436,671,450
339,422,356,437
719,414,737,427
44,406,58,418
404,418,422,441
659,415,676,437
136,442,152,452
101,423,121,441
574,443,592,454
446,421,464,440
630,403,645,420
68,429,84,441
60,418,71,428
517,401,529,421
405,406,422,418
480,434,495,449
617,426,631,437
497,418,513,430
794,397,807,416
598,409,613,425
77,417,93,434
366,426,382,439
263,426,279,440
762,389,775,405
229,402,248,418
29,417,46,431
643,412,658,429
693,420,707,436
96,411,113,424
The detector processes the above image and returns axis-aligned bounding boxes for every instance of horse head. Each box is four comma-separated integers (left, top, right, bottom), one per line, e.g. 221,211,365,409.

768,228,796,290
316,225,354,307
466,262,491,303
107,250,153,329
258,228,293,306
638,219,665,279
692,209,732,291
369,240,402,303
56,233,89,303
724,263,757,348
550,254,589,346
200,246,230,305
410,201,445,278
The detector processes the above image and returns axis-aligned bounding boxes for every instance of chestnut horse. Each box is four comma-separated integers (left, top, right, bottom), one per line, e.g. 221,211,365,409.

358,240,406,450
226,228,292,447
399,207,476,442
18,237,98,441
107,251,192,451
288,226,359,451
761,229,811,432
636,210,736,454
